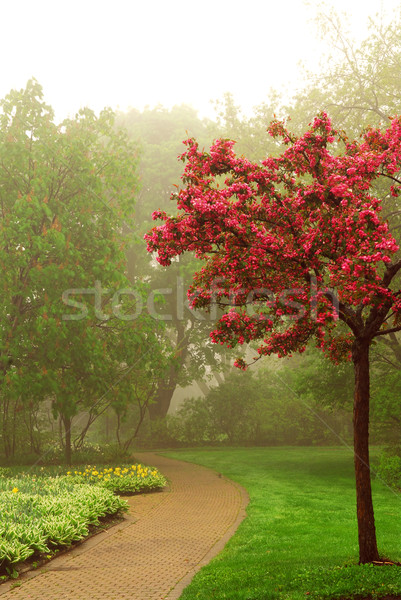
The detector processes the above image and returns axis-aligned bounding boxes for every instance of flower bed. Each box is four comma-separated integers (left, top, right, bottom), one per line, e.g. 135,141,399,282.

0,462,166,578
0,476,127,576
64,463,167,494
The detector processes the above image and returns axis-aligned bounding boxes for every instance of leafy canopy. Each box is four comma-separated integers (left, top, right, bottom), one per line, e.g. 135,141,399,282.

0,80,167,436
146,113,401,365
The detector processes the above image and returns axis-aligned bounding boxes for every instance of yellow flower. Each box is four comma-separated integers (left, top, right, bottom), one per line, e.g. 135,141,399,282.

12,487,18,493
66,471,71,476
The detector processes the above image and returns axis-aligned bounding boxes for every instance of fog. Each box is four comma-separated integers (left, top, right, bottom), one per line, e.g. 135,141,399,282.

1,0,400,121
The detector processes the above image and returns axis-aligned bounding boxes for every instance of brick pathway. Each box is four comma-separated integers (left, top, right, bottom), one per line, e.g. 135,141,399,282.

0,453,248,600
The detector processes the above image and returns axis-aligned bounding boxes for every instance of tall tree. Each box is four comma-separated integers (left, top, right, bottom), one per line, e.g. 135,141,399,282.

117,105,239,419
146,113,401,563
288,5,401,135
0,80,164,463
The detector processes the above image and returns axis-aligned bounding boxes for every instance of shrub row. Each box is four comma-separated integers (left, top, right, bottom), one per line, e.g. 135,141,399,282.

0,462,166,576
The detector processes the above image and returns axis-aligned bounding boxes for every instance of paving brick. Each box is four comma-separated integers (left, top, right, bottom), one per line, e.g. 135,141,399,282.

0,453,248,600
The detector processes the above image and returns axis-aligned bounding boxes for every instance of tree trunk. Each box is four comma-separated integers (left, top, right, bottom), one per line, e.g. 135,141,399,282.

2,396,12,458
352,339,379,563
149,320,190,420
148,379,176,420
63,415,72,466
116,412,122,447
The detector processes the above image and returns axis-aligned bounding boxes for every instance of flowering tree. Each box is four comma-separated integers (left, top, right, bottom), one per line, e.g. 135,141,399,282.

145,113,401,564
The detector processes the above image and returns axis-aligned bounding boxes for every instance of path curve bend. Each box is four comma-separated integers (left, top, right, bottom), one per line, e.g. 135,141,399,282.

0,452,248,600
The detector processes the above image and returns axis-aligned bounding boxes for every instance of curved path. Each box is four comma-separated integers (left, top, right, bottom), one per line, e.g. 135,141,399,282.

0,452,248,600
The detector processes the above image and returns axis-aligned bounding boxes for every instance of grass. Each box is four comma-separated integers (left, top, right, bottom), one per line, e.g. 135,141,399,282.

164,447,401,600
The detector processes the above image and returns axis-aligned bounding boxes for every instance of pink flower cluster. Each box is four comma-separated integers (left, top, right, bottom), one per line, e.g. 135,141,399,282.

145,113,401,365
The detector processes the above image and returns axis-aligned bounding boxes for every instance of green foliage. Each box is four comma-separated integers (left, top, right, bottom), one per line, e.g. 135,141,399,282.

0,80,171,461
63,463,167,494
0,475,127,573
282,347,353,409
165,365,353,447
377,448,401,489
116,104,241,420
0,459,167,574
290,7,401,136
170,397,217,445
165,447,401,600
117,104,209,234
370,361,401,443
211,92,282,161
134,416,183,449
38,442,131,466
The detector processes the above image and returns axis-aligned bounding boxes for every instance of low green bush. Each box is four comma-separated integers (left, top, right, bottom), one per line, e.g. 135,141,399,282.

38,442,131,465
377,448,401,489
156,384,352,449
63,463,167,494
0,460,167,576
0,476,127,574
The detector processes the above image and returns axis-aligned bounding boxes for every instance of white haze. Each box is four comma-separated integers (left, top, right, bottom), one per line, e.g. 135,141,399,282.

1,0,400,120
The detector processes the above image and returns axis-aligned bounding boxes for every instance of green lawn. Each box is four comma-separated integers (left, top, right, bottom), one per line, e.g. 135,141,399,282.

164,447,401,600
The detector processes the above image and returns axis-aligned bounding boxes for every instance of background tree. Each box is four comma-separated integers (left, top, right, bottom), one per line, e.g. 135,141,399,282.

168,363,353,447
116,105,241,419
0,80,166,463
289,6,401,137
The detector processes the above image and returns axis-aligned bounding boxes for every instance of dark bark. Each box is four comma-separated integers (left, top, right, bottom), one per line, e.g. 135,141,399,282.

352,339,379,563
148,320,190,420
122,387,156,452
2,397,18,459
148,376,177,420
22,403,41,455
73,402,110,450
63,415,72,466
116,412,122,447
1,396,11,458
11,401,17,458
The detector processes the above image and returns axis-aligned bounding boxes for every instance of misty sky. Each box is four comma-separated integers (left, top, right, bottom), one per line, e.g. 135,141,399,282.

1,0,400,121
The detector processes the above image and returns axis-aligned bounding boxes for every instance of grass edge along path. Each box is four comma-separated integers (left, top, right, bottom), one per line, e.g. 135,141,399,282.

164,447,401,600
0,452,246,600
